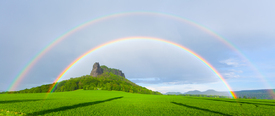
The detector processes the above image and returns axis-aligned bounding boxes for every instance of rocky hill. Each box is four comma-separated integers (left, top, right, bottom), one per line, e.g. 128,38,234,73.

90,62,103,77
90,62,125,78
101,65,125,78
11,62,161,95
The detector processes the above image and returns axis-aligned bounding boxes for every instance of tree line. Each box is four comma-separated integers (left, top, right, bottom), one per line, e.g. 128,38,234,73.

167,94,231,98
3,72,162,95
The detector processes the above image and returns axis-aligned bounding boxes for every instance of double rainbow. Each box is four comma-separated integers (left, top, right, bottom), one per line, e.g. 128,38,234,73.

47,37,237,99
8,12,273,99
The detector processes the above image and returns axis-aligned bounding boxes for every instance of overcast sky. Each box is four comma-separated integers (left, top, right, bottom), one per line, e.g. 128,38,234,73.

1,1,275,93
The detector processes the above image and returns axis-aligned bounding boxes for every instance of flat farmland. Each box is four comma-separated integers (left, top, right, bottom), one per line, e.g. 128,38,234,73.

0,90,274,116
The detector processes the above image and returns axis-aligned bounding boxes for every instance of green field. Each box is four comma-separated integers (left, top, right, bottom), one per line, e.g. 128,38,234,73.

0,90,274,116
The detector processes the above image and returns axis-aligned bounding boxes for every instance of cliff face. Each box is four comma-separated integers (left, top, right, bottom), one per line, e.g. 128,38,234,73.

90,62,125,78
101,65,125,78
90,62,103,77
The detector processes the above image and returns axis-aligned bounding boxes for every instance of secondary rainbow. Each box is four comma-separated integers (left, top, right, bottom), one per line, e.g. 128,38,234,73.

9,12,273,99
9,12,243,91
47,37,237,99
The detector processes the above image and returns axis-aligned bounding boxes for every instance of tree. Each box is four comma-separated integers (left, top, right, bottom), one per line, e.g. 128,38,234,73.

243,96,247,99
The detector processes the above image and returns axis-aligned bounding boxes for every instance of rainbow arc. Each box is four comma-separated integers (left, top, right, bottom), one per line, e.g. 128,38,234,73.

8,12,273,99
46,37,237,99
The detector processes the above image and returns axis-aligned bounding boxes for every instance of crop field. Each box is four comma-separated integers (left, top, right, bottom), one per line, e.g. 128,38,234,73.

0,90,274,116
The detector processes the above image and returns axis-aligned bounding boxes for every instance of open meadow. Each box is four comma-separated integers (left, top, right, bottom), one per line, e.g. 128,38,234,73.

0,90,274,116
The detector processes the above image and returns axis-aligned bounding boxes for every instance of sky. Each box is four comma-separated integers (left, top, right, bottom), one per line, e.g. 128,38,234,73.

1,1,275,94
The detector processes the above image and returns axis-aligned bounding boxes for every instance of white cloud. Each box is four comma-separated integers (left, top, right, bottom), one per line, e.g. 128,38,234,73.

219,58,246,67
223,72,240,78
221,69,243,79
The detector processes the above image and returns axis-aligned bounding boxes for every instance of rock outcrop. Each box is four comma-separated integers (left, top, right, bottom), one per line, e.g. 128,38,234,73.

101,66,125,78
90,62,103,77
90,62,125,78
112,70,125,78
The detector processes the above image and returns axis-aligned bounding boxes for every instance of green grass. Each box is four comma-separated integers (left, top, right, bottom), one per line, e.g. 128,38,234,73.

0,90,274,116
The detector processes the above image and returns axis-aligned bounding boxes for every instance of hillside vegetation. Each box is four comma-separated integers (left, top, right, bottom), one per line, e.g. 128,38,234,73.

8,65,161,95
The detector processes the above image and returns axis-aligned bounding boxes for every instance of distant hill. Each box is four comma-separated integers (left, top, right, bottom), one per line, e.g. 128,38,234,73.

184,89,230,96
165,92,182,95
9,63,161,95
184,90,203,95
235,89,275,99
167,89,275,99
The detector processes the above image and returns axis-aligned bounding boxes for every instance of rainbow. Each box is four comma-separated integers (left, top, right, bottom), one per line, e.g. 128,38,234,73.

47,37,237,99
8,12,273,99
9,12,236,91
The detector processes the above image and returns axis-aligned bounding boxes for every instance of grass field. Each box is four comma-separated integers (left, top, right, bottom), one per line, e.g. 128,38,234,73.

0,90,274,116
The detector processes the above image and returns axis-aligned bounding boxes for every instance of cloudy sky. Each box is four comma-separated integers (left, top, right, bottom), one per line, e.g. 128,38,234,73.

1,1,275,93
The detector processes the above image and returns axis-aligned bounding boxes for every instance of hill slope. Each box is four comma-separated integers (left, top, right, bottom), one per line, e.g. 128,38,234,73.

101,65,125,77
